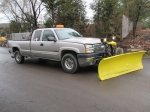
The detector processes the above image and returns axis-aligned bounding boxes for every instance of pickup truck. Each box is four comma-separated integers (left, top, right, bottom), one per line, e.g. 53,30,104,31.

8,26,113,73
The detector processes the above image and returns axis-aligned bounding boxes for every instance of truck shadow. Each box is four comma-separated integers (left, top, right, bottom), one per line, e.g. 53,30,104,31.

23,58,98,75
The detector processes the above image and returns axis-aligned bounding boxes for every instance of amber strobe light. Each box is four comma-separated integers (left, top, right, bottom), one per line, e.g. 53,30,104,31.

56,25,64,28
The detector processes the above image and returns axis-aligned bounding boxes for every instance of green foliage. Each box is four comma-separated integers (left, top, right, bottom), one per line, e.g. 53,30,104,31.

143,17,150,28
9,20,32,33
44,19,53,28
9,21,21,33
42,0,88,34
0,27,12,36
0,28,6,36
91,0,123,38
5,0,150,37
41,0,58,26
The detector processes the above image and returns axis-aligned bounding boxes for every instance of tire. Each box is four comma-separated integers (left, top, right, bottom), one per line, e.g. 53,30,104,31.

61,53,79,74
14,50,24,64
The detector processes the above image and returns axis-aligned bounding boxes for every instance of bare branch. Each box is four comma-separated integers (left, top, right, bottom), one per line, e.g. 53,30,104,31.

35,2,43,13
13,0,31,23
36,7,45,19
0,8,11,21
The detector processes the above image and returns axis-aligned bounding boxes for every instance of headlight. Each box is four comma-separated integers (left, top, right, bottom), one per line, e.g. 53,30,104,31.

84,44,94,53
85,44,94,49
101,38,107,43
103,38,107,42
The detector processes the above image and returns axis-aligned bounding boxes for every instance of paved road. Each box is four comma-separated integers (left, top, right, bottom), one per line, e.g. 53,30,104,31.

0,47,150,112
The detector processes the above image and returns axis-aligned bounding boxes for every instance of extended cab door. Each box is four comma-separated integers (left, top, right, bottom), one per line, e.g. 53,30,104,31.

31,30,43,57
37,29,59,60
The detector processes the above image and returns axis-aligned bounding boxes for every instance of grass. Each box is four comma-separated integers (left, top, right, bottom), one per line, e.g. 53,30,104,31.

143,53,150,58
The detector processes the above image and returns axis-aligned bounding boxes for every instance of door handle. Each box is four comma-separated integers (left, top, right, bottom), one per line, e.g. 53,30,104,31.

40,43,44,46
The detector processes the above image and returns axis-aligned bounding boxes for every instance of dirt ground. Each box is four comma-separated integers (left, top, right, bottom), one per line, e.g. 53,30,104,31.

118,28,150,57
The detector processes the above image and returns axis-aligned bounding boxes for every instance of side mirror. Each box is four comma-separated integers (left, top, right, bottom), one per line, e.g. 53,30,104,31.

48,37,56,42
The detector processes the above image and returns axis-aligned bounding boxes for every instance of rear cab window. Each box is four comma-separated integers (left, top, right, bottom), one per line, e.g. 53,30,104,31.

32,30,42,41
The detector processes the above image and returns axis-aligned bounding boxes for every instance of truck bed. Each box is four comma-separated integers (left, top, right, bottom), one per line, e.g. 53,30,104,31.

8,40,31,56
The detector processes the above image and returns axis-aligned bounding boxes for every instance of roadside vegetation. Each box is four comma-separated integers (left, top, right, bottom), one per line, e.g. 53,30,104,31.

0,0,150,43
0,0,87,34
0,0,150,38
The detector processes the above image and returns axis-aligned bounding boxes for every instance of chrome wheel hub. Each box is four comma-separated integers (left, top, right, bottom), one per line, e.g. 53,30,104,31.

65,58,74,70
16,53,21,62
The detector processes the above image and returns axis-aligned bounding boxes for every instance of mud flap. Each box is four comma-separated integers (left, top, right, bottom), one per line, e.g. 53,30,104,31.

98,50,146,81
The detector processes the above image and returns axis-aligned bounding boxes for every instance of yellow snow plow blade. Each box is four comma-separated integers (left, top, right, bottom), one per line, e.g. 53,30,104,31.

0,37,6,42
98,50,146,81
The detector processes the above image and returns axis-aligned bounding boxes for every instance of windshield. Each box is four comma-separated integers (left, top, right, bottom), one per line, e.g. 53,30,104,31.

54,29,82,40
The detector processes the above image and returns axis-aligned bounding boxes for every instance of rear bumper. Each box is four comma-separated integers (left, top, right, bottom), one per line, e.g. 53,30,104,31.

77,53,104,67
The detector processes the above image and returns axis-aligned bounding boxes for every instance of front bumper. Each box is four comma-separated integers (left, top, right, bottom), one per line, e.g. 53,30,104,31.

77,53,104,67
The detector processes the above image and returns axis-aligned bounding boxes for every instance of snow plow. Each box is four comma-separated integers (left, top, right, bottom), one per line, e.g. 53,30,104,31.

0,36,7,47
0,36,6,42
98,50,146,81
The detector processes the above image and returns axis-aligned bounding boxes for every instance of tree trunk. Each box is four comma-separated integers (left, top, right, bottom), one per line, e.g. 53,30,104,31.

132,5,141,37
51,6,54,27
133,24,137,37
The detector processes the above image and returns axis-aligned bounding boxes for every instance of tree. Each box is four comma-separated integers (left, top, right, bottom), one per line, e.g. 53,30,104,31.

9,21,22,33
44,19,53,28
122,0,150,36
42,0,88,34
9,19,34,33
91,0,123,38
41,0,58,27
56,0,87,29
0,0,44,31
144,17,150,28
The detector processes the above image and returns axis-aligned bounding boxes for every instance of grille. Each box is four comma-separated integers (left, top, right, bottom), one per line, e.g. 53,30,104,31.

94,44,105,53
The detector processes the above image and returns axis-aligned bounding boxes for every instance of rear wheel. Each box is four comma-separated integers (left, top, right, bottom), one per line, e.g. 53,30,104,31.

61,53,79,74
14,50,24,64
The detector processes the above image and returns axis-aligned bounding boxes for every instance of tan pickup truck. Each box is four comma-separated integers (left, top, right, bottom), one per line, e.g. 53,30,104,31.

8,26,113,73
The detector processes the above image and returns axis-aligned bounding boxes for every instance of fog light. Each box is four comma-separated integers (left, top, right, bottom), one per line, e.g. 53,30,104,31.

87,57,94,61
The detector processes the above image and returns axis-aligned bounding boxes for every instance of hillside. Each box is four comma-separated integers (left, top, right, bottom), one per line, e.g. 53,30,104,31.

0,23,10,28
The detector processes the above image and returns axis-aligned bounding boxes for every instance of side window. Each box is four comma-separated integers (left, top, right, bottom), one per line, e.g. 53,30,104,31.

42,30,55,41
33,30,42,41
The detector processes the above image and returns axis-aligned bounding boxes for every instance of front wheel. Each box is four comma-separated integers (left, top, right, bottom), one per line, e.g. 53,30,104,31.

61,53,79,74
14,50,24,64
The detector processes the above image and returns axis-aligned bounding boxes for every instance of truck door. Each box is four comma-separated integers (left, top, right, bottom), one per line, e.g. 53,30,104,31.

38,30,59,60
31,30,43,57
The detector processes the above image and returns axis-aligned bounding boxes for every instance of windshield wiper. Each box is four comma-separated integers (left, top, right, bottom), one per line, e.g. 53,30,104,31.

61,37,70,40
